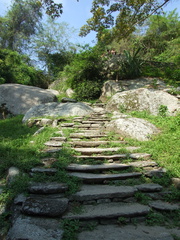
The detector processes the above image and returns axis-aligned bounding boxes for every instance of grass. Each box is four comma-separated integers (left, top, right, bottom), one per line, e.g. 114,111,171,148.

129,111,180,178
0,111,180,237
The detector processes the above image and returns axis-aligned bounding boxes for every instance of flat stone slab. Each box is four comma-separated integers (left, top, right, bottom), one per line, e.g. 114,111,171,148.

149,200,180,211
72,147,140,155
68,172,142,183
60,123,74,127
50,137,67,141
42,148,62,153
78,224,177,240
135,183,163,192
44,141,63,147
70,185,137,201
31,167,57,174
75,153,150,160
69,141,127,147
7,215,63,240
70,133,107,138
63,202,150,220
129,153,151,159
129,160,157,168
66,163,130,172
22,196,69,217
28,182,68,194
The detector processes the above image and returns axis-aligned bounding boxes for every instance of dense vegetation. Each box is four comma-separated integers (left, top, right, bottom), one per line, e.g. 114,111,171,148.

0,1,179,100
0,1,179,237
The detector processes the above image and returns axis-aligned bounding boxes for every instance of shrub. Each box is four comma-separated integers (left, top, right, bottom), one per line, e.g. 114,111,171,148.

118,48,143,79
73,80,103,101
0,48,49,88
62,45,105,100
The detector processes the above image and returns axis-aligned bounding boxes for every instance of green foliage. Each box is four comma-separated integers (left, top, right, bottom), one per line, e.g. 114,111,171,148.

146,211,165,226
130,111,180,177
62,45,105,100
146,210,180,227
61,219,80,240
0,48,49,88
118,48,143,79
0,0,42,52
158,105,168,117
80,0,171,42
73,80,103,101
134,192,151,205
34,18,77,75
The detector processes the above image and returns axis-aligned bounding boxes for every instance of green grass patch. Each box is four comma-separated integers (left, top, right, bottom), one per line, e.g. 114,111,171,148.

129,111,180,177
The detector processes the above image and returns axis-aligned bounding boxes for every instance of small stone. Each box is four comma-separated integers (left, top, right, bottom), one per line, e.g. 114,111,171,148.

28,182,68,194
30,167,57,175
14,194,27,205
6,167,20,184
136,183,163,192
22,197,69,217
145,168,166,178
149,200,179,211
172,178,180,189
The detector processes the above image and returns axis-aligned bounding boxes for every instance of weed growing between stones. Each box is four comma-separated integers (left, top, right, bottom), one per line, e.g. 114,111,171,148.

146,210,180,228
134,192,152,205
61,219,80,240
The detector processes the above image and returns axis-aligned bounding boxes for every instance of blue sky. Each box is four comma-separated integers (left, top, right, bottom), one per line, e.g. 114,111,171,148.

0,0,180,46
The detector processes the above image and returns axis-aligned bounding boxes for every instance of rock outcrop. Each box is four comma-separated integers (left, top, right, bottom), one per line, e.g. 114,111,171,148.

0,84,57,118
22,102,94,123
100,79,168,102
104,114,160,141
105,88,179,116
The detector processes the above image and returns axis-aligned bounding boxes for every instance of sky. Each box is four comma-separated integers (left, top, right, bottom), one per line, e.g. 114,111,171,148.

0,0,180,46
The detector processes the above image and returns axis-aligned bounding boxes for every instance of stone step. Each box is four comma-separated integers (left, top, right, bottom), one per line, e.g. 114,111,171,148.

66,161,158,173
70,185,137,202
74,153,151,160
63,202,150,220
69,140,127,147
28,182,68,194
50,137,67,141
68,172,142,183
70,184,163,203
70,133,107,138
78,224,178,240
66,163,130,172
81,120,107,124
22,196,69,217
30,167,58,175
60,123,74,127
44,141,63,147
73,124,103,128
72,147,140,155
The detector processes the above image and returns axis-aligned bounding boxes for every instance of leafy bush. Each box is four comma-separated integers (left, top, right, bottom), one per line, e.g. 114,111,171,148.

73,80,103,101
0,48,49,88
118,48,143,79
62,45,105,100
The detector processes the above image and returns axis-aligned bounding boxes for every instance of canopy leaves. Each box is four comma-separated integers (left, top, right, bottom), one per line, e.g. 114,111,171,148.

80,0,171,42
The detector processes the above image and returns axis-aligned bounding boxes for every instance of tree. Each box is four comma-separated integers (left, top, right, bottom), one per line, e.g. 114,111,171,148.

33,18,78,74
79,0,171,42
0,0,43,53
141,9,180,62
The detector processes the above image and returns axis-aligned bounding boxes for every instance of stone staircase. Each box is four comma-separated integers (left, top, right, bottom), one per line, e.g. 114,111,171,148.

7,107,180,240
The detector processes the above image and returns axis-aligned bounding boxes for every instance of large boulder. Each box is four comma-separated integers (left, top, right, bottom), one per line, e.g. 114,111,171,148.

104,114,160,141
100,79,168,102
0,84,57,118
22,102,94,123
106,88,179,116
